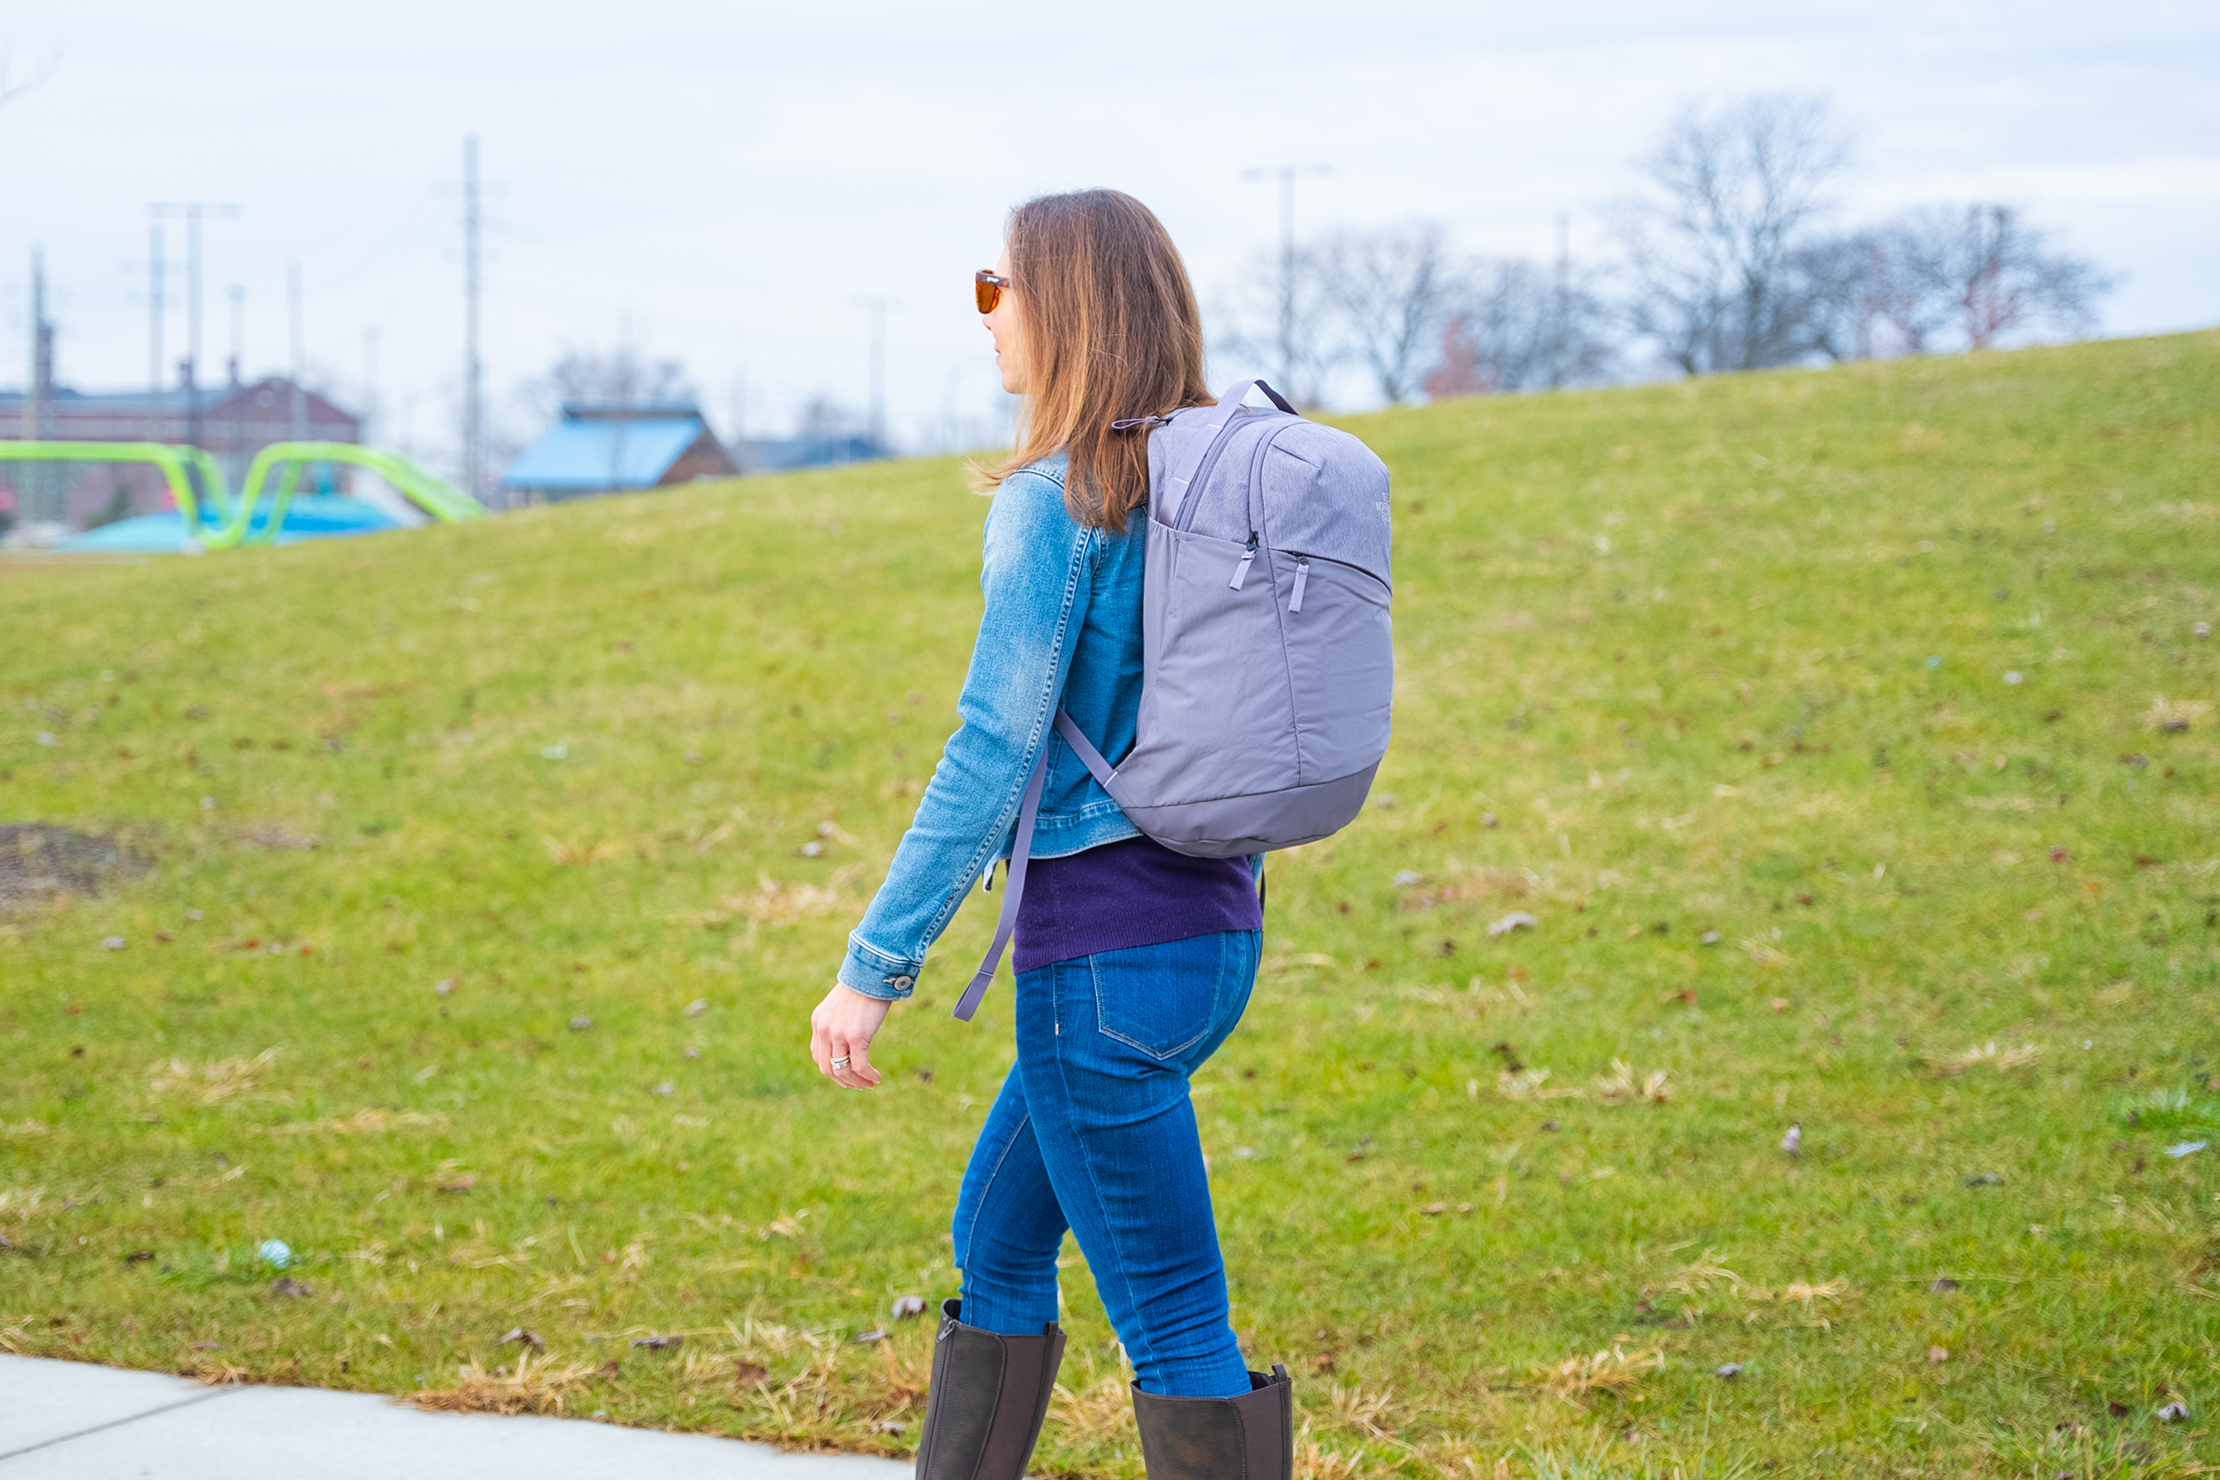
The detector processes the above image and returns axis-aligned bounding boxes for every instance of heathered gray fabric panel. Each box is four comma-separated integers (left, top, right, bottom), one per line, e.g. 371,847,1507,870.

1120,763,1380,858
1121,521,1301,806
1272,554,1394,784
1178,418,1289,543
1256,426,1392,585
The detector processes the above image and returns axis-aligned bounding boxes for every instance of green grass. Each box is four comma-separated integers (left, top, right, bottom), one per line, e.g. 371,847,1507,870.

4,332,2218,1478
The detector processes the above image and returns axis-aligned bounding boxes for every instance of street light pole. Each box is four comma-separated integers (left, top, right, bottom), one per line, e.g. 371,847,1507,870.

1241,164,1329,397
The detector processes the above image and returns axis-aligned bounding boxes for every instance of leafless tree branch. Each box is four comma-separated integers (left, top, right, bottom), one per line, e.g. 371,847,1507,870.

1616,93,1851,373
1315,225,1458,404
0,50,60,112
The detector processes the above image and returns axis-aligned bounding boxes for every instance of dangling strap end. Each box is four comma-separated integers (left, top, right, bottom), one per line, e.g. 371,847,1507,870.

951,970,992,1022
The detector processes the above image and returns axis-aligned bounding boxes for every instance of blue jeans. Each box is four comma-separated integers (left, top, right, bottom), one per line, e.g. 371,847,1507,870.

951,930,1260,1399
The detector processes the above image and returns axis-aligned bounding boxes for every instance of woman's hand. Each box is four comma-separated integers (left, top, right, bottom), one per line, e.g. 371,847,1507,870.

810,983,893,1089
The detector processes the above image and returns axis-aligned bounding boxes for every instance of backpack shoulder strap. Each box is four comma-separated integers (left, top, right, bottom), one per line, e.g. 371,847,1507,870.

952,740,1052,1022
1160,380,1296,529
951,710,1118,1021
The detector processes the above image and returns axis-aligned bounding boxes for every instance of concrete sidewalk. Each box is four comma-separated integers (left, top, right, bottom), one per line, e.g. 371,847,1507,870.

0,1353,912,1479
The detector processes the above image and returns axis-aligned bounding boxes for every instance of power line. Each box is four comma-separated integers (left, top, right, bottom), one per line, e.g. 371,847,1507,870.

151,202,242,453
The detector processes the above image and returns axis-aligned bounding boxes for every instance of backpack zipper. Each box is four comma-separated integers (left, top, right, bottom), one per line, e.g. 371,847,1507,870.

1290,558,1310,613
1228,532,1258,591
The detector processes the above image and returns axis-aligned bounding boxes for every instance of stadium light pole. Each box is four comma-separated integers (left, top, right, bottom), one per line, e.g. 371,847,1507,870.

1240,164,1329,395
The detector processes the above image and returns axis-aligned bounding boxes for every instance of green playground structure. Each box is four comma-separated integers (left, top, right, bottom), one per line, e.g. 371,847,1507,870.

0,440,227,516
232,443,486,542
0,440,485,548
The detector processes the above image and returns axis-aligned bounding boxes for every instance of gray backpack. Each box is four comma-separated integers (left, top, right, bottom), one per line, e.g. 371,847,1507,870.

955,380,1393,1019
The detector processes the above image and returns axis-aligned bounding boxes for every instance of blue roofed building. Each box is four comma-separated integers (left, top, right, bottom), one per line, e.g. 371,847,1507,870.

500,404,738,505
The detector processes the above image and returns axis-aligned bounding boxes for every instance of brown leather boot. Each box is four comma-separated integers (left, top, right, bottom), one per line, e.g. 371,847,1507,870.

1131,1364,1293,1480
914,1298,1067,1480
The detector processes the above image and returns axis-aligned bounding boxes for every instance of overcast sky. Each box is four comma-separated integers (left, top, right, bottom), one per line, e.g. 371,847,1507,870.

2,0,2215,474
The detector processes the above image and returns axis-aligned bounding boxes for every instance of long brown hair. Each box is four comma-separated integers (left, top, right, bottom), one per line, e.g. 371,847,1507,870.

973,190,1212,532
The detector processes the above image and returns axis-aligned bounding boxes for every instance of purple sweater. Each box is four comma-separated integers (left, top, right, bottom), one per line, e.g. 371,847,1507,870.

1012,837,1262,973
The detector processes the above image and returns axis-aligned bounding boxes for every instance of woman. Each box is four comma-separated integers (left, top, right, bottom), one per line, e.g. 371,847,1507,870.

808,190,1293,1480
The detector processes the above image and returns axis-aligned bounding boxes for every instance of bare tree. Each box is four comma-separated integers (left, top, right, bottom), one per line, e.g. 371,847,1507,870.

1895,204,2113,351
1426,257,1618,397
1210,244,1340,408
1616,94,1851,374
0,51,59,113
1804,205,2115,360
541,345,694,411
1312,226,1459,404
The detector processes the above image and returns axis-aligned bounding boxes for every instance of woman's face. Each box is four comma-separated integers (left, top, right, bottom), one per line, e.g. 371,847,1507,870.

984,244,1027,395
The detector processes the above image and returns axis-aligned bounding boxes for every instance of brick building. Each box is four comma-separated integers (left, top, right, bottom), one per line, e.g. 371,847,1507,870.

0,375,361,529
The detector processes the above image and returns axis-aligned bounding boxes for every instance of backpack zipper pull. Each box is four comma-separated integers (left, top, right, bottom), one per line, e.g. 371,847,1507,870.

1290,557,1310,613
1229,533,1258,591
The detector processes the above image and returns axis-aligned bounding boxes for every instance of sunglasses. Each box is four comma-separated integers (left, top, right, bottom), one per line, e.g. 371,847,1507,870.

975,269,1012,314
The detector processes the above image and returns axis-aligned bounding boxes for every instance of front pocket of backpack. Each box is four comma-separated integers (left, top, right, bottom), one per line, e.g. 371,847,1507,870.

1090,935,1228,1060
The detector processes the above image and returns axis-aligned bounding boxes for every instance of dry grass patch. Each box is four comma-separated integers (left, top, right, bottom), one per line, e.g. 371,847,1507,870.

147,1047,281,1105
407,1350,602,1415
1531,1345,1663,1401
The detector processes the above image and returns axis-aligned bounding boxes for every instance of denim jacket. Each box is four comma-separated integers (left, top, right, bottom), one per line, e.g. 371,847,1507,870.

838,455,1146,1001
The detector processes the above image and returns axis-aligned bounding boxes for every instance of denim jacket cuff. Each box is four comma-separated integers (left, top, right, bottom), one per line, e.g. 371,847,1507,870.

839,933,922,1001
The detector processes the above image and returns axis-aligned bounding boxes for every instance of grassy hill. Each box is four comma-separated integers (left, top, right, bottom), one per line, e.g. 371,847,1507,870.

3,332,2217,1478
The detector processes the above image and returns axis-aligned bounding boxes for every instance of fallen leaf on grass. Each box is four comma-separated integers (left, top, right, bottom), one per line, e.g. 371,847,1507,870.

1929,1277,1960,1295
890,1295,927,1319
1486,911,1539,937
436,1174,476,1195
1927,1346,1949,1364
631,1334,682,1351
268,1277,312,1299
497,1327,544,1350
409,1351,601,1415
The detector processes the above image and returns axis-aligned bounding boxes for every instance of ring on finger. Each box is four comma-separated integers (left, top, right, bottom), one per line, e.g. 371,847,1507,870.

830,1055,851,1069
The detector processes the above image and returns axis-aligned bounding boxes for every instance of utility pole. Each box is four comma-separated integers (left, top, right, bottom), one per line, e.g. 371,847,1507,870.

854,296,900,453
151,203,241,455
1550,211,1570,390
228,285,247,478
22,248,54,522
288,261,308,441
147,220,165,443
462,134,482,499
1240,165,1330,399
362,327,379,444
